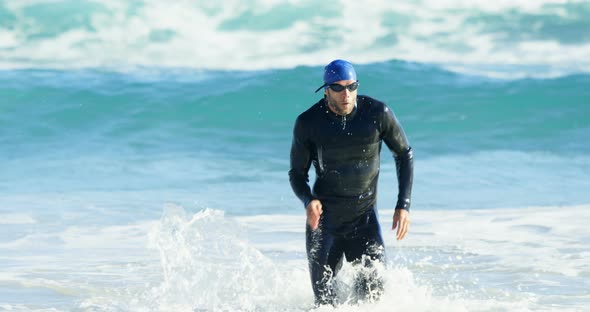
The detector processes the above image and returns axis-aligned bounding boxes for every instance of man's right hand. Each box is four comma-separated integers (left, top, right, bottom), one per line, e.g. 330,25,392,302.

306,199,323,230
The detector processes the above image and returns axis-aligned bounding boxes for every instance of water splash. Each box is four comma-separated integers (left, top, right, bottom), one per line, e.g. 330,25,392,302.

73,205,554,311
140,205,309,311
75,205,312,311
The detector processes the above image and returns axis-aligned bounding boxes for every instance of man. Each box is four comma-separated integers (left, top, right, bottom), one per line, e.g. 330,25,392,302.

288,59,413,306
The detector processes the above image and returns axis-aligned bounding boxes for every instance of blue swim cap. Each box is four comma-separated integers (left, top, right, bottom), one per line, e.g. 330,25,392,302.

315,59,357,93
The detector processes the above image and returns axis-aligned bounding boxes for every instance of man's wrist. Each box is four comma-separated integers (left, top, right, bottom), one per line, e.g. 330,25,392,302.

395,198,411,211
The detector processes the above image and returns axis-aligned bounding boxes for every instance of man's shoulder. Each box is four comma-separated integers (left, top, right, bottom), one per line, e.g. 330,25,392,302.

358,95,388,113
296,100,324,122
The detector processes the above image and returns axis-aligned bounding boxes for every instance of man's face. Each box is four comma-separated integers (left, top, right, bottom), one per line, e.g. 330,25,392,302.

324,80,358,116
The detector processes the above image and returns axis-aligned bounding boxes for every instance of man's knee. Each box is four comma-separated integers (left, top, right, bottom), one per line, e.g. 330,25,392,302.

353,255,385,302
312,266,337,306
354,270,384,302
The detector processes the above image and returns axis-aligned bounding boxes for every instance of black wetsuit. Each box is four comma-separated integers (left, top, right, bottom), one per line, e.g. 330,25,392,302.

289,95,413,305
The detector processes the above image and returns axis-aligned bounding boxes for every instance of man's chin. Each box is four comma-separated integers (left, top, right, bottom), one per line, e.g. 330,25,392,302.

342,105,355,115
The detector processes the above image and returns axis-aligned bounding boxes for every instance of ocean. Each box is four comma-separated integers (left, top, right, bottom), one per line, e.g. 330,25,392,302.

1,0,589,311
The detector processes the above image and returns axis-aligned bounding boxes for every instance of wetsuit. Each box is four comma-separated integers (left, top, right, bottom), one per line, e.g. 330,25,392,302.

289,95,413,305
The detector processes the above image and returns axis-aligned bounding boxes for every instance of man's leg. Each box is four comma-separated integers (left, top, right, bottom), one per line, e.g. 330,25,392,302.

343,210,386,302
306,222,345,306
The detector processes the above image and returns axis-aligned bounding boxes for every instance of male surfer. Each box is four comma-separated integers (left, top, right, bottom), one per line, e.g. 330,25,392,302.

289,59,414,306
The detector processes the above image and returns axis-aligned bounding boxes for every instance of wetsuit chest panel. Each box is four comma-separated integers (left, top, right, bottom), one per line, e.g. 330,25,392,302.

315,111,381,149
311,104,382,199
314,142,380,197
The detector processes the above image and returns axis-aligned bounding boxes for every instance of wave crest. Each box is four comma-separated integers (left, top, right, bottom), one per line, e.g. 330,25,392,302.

1,0,589,78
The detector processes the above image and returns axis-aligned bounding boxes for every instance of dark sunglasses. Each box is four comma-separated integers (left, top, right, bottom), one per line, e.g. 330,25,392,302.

314,81,359,93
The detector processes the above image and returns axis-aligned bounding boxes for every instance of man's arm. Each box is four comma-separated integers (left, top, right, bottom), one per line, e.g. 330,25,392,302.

288,116,316,209
380,105,414,240
289,116,323,230
381,106,414,211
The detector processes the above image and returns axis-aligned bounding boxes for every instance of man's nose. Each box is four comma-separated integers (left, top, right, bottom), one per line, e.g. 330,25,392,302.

341,88,350,98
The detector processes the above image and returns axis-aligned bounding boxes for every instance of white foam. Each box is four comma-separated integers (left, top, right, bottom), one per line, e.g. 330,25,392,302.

78,205,315,311
386,205,590,279
413,0,588,13
2,203,589,310
0,0,589,78
75,206,468,311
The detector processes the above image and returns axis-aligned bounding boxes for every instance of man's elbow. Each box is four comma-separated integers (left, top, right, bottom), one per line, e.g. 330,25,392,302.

396,146,413,161
288,169,309,183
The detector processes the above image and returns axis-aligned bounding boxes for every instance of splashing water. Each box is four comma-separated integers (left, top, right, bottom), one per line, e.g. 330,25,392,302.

141,206,309,311
75,206,545,311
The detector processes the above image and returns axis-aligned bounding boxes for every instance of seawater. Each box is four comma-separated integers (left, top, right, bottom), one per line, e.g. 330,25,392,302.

1,1,590,311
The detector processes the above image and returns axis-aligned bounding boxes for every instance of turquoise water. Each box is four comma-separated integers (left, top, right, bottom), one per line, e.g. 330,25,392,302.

1,1,590,311
2,64,589,215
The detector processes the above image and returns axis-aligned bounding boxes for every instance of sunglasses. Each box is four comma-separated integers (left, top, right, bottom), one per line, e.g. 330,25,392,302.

314,81,359,93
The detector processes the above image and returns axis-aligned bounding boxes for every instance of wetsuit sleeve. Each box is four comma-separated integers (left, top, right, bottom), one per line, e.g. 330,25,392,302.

289,116,316,208
381,106,414,211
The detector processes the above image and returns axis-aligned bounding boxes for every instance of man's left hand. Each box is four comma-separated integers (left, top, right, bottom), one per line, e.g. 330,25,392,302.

392,209,410,240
